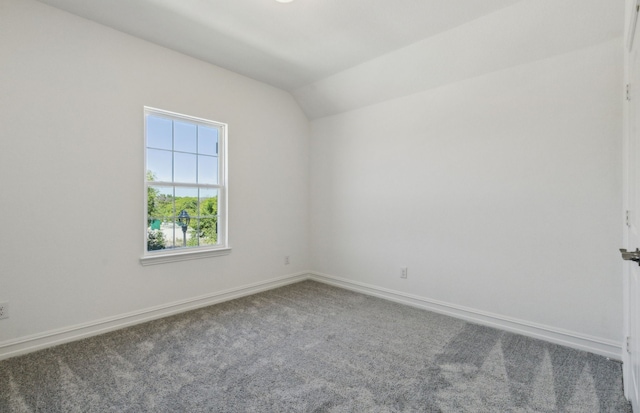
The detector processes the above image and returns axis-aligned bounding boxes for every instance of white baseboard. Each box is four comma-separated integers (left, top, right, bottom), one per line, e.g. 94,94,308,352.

0,272,309,361
1,271,623,362
308,272,623,360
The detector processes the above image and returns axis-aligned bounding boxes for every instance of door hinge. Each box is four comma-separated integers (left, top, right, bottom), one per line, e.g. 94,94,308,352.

627,336,632,354
627,210,632,227
627,84,632,101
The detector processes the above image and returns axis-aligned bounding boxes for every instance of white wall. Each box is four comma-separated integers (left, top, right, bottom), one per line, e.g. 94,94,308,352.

310,38,623,347
0,0,309,353
0,0,625,360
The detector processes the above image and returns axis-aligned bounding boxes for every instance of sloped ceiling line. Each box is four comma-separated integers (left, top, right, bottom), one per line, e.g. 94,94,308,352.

35,0,623,119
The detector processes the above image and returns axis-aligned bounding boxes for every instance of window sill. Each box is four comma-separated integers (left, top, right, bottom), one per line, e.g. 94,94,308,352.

140,247,231,266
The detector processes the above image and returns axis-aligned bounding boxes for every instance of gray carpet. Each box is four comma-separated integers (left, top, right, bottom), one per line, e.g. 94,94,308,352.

0,280,632,412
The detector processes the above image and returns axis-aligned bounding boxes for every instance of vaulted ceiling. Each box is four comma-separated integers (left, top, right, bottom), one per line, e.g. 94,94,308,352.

36,0,624,119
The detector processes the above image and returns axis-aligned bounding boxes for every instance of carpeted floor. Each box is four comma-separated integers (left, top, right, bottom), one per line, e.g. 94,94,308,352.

0,280,632,412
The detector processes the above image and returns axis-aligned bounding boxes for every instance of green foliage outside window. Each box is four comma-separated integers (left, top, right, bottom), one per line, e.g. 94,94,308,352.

147,228,166,250
147,171,167,250
147,171,218,250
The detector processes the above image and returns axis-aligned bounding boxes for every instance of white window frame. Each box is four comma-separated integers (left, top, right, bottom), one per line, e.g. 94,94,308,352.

140,107,230,265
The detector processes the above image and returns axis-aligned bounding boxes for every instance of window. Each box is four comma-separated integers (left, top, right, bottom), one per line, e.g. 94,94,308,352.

141,107,229,265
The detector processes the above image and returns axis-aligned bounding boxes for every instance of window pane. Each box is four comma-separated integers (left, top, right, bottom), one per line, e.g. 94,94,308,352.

198,189,218,246
147,185,174,221
147,149,172,182
174,152,197,183
174,121,196,153
147,185,173,252
164,220,177,249
175,187,198,248
198,126,218,156
198,155,218,184
147,116,172,150
199,188,218,216
156,186,175,222
197,217,218,246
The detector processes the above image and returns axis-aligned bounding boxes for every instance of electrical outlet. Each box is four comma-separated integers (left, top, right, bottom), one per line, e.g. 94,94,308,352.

0,302,8,320
284,256,290,265
401,267,408,279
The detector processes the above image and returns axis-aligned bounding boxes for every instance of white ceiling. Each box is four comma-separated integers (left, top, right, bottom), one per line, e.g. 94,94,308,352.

35,0,525,91
294,0,625,118
34,0,624,119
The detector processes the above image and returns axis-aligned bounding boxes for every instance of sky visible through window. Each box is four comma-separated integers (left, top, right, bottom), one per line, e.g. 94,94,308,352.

146,115,219,193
